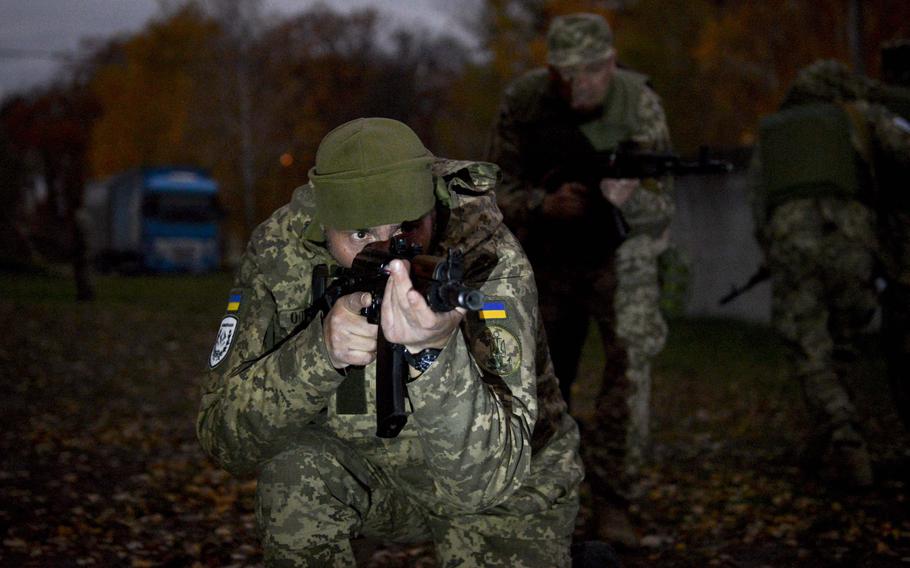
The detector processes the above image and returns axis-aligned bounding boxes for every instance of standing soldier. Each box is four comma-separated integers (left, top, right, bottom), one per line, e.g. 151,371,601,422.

487,12,674,547
751,59,910,487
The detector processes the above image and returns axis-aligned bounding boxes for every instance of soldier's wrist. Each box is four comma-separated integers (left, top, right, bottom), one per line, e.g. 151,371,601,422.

403,347,441,374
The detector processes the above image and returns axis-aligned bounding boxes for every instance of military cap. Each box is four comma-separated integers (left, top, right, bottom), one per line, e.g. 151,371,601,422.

546,13,615,67
306,117,434,239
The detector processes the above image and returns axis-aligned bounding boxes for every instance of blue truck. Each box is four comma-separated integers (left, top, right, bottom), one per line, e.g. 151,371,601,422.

85,167,222,273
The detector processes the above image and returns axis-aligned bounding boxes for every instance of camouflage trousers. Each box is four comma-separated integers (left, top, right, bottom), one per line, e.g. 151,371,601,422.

255,428,575,567
766,199,878,435
537,234,667,503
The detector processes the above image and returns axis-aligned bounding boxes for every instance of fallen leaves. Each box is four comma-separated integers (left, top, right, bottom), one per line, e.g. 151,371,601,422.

1,301,908,567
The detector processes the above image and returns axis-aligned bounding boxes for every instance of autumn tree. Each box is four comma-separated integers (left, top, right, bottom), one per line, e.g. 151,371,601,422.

88,5,220,176
0,97,37,268
0,81,100,297
247,5,475,216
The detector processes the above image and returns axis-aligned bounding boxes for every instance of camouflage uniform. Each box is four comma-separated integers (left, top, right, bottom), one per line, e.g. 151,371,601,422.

751,60,910,484
197,158,583,566
487,13,673,517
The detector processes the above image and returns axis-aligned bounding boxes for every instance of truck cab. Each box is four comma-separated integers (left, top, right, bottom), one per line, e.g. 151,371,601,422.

91,167,222,273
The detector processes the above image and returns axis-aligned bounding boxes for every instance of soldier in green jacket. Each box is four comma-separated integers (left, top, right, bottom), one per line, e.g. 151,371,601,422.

487,12,673,547
751,60,910,487
197,118,583,566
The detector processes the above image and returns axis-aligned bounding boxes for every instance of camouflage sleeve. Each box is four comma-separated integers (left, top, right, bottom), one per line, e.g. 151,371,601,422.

196,248,342,476
622,86,675,238
404,235,537,512
486,90,547,232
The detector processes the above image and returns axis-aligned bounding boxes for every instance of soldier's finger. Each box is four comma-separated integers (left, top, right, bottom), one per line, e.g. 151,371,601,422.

343,348,376,367
387,260,416,308
341,291,372,313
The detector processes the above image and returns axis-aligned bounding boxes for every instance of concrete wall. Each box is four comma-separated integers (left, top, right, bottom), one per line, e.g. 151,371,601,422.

670,171,771,323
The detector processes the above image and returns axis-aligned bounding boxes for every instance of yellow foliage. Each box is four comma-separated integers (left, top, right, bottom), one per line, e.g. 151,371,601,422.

88,7,219,178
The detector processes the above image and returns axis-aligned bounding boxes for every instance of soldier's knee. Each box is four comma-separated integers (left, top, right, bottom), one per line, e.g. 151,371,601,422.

258,444,331,495
256,444,364,563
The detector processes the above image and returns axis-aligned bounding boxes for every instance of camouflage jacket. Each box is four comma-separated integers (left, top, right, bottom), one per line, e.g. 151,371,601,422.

487,67,675,252
197,160,582,514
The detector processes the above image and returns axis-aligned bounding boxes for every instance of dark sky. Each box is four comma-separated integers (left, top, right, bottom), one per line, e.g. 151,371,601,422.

0,0,475,100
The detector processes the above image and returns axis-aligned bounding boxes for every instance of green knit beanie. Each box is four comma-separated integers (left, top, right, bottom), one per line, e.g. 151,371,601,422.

306,117,435,238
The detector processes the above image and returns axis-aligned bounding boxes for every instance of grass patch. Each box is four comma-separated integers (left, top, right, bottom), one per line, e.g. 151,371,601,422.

657,316,788,386
571,317,798,444
0,271,234,317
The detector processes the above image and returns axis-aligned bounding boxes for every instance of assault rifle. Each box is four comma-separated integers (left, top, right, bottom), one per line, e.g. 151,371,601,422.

539,144,734,250
543,144,734,193
311,237,485,438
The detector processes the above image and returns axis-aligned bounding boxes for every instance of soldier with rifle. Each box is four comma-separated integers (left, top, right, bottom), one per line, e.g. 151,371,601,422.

196,118,589,566
749,59,910,488
487,12,677,548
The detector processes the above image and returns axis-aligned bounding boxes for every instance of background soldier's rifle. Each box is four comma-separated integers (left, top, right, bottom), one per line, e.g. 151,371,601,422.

538,143,734,252
311,237,485,438
719,265,771,305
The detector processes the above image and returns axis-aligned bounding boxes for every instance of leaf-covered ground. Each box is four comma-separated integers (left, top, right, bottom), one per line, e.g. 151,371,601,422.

1,274,908,566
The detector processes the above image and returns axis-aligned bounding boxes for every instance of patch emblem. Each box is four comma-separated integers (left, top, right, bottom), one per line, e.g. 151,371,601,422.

475,325,521,376
479,300,508,320
209,316,238,368
226,292,242,312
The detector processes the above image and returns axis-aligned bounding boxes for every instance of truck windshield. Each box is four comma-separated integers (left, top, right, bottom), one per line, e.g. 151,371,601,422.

143,193,220,223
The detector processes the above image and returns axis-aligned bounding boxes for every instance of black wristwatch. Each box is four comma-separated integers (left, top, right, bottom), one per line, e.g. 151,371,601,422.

403,347,441,373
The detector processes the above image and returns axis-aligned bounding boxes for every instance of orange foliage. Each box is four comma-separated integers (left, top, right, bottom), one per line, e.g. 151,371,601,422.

88,6,219,178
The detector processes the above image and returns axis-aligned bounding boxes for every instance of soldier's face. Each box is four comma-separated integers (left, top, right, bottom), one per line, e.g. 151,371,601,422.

325,209,435,268
553,55,616,112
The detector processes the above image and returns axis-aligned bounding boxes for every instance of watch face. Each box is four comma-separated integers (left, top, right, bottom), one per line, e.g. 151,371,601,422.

407,348,440,372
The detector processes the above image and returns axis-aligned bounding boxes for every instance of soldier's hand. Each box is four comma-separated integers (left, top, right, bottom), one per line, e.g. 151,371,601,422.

600,178,639,206
542,182,588,219
323,291,377,368
381,259,465,354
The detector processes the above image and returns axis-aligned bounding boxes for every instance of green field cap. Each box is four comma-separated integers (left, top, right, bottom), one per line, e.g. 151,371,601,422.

547,13,615,67
307,117,434,235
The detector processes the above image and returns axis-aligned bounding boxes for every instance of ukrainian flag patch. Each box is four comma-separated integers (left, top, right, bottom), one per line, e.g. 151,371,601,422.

479,301,507,320
227,291,242,312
